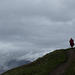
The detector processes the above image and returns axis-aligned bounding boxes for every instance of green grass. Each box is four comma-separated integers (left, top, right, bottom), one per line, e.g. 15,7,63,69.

66,60,75,75
1,49,67,75
66,49,75,75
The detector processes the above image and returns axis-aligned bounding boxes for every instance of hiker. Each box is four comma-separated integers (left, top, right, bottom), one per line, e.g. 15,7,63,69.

69,38,74,48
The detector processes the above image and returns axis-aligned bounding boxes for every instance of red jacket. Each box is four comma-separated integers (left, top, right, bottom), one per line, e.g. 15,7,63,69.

69,38,74,46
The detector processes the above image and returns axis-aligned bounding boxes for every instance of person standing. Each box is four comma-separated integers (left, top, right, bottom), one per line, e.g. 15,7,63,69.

69,38,74,48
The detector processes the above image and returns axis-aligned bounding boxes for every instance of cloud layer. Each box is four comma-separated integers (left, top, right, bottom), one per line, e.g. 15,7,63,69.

0,0,75,66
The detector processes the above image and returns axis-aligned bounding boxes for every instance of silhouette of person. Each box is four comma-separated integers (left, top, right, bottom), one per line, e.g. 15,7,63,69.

69,38,74,48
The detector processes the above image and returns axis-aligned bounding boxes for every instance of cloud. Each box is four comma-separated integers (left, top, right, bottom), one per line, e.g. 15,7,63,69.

0,0,75,66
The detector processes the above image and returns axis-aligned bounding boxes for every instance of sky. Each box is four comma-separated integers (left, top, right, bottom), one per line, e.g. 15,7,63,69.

0,0,75,66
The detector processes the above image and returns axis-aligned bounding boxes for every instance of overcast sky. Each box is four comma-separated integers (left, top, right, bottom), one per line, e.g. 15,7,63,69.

0,0,75,66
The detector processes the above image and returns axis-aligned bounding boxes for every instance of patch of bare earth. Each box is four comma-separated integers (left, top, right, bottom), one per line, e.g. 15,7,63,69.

50,49,75,75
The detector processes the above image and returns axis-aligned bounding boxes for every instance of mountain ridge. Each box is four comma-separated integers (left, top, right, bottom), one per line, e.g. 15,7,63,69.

1,48,75,75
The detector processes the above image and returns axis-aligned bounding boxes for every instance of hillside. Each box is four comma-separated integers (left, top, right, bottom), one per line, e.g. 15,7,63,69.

1,48,75,75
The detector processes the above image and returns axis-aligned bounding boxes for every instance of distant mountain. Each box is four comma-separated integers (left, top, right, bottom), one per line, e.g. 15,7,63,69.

1,48,75,75
0,66,5,74
0,59,31,74
5,59,30,69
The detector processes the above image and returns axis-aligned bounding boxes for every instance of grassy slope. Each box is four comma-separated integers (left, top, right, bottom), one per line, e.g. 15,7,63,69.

66,50,75,75
66,60,75,75
1,49,67,75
